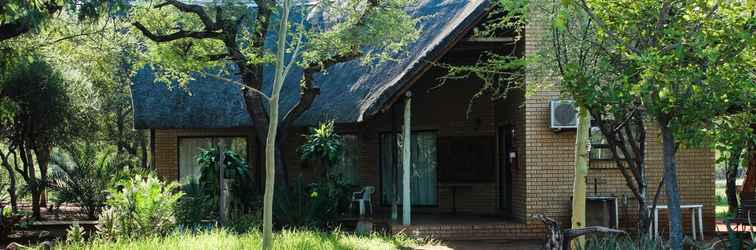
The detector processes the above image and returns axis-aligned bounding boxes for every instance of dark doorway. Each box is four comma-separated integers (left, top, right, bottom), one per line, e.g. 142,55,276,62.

498,125,514,214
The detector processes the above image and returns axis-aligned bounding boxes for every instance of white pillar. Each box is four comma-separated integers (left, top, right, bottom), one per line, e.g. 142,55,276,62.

402,92,412,225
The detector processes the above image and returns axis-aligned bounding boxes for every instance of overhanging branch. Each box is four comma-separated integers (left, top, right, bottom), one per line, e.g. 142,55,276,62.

132,22,223,42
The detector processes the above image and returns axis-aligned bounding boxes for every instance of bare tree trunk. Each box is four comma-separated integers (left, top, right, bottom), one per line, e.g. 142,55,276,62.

262,1,292,248
571,108,590,248
660,125,683,250
726,146,744,214
34,148,49,209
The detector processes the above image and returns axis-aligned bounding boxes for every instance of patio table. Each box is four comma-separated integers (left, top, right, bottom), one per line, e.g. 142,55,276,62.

646,204,704,241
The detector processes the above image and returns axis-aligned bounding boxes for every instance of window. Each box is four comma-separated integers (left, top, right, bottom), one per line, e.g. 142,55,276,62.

380,131,438,206
589,126,613,160
178,137,248,185
589,123,639,161
437,136,496,182
329,135,360,185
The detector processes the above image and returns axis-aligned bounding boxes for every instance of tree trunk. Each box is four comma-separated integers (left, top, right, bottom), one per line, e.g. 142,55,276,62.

571,107,590,248
34,148,49,209
726,147,743,215
140,130,149,169
2,162,17,213
262,1,291,248
660,125,683,250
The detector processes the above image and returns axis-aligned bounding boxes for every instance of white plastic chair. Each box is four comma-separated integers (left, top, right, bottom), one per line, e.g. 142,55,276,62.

351,186,375,217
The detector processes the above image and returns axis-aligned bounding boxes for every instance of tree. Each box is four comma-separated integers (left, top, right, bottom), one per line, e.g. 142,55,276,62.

0,0,125,42
130,1,417,248
570,108,589,248
449,1,754,249
444,0,656,237
129,0,418,186
711,112,755,214
0,58,86,219
37,14,151,167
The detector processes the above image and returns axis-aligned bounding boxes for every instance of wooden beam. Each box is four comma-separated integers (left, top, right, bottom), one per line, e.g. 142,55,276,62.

402,92,412,225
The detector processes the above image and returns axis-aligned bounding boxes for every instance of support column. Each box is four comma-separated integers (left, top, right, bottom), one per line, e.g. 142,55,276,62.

402,92,412,225
218,140,226,226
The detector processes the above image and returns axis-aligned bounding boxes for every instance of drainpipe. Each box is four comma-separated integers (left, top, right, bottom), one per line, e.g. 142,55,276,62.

403,92,412,225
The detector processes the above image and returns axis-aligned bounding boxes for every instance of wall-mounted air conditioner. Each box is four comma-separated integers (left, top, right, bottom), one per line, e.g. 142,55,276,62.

550,100,578,129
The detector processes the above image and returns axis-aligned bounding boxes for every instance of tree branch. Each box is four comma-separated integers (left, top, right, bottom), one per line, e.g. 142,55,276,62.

132,22,223,42
156,0,219,30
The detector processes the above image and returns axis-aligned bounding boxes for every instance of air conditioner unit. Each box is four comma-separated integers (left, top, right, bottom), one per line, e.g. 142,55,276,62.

550,100,578,129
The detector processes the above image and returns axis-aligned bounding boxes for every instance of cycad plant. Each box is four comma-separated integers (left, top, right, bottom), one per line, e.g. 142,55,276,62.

49,143,143,220
299,121,343,177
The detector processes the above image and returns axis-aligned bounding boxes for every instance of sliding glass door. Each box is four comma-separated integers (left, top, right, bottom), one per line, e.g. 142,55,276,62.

380,131,438,206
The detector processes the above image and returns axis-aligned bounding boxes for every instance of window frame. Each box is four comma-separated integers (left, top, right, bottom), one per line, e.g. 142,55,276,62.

588,121,639,161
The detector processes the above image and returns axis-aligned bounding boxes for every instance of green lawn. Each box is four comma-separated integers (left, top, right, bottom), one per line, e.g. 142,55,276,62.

46,229,432,250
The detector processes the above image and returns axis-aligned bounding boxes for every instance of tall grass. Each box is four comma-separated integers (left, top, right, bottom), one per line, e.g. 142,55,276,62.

49,229,423,250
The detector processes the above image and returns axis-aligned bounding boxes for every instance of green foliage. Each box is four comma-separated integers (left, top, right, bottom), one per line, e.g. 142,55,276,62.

577,236,665,250
197,147,256,211
0,57,84,146
175,179,210,228
97,174,183,240
0,0,128,41
129,0,419,86
227,210,263,234
0,205,21,242
66,223,87,244
273,176,351,229
48,143,146,220
300,121,343,167
50,228,424,250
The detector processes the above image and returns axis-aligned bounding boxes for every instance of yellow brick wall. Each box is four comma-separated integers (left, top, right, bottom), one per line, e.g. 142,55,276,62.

521,1,716,236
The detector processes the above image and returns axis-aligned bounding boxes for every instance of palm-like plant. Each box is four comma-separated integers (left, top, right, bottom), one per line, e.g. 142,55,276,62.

299,121,343,175
48,143,140,220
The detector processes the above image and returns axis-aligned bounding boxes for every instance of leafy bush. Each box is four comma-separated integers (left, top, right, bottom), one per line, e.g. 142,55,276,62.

299,121,343,170
227,210,263,234
49,143,146,220
66,223,86,244
175,179,211,228
273,176,351,229
97,174,183,240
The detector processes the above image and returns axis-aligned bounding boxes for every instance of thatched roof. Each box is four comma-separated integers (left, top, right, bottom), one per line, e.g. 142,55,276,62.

131,0,490,129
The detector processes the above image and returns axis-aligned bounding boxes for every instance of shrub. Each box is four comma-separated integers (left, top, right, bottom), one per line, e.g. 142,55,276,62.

175,178,211,228
273,176,351,229
49,143,146,220
97,174,183,240
66,223,86,244
299,121,343,176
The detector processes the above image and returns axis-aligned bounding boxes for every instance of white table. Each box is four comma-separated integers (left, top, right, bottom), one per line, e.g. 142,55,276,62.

647,204,704,240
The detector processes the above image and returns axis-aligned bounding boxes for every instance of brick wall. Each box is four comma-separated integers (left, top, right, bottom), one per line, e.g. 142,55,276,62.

521,0,715,237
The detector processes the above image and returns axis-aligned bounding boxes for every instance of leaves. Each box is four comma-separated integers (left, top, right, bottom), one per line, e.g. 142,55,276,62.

299,121,343,166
